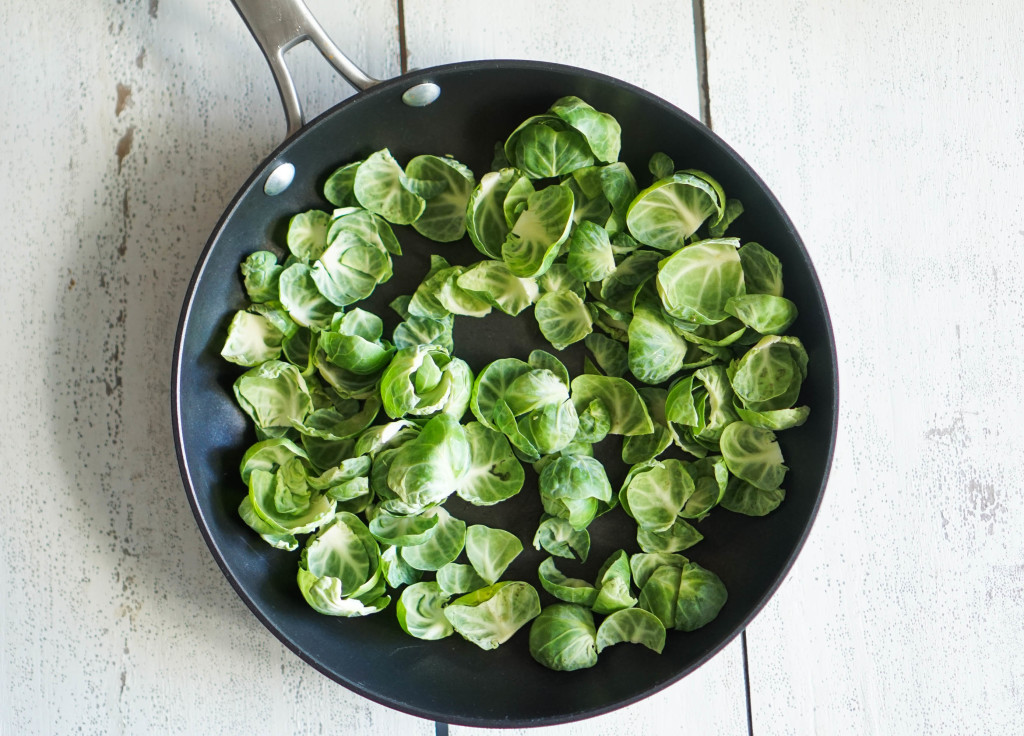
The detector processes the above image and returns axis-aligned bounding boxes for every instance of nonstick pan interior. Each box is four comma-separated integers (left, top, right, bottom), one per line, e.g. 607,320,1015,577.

173,60,837,728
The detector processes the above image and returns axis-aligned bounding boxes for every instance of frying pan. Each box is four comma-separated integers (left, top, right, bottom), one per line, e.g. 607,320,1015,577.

172,0,838,727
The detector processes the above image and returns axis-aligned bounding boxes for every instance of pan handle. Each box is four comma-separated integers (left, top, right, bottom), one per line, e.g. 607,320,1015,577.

230,0,379,138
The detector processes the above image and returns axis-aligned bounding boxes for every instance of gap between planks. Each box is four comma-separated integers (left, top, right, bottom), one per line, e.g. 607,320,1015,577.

396,0,408,73
691,0,712,127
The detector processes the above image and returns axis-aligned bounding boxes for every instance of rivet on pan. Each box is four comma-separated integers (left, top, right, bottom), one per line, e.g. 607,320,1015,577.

402,82,441,107
264,162,295,196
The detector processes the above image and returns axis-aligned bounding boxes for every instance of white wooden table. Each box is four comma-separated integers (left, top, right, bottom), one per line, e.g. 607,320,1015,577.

3,1,1022,733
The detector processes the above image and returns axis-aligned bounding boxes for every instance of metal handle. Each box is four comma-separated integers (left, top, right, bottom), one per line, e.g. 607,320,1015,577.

231,0,380,138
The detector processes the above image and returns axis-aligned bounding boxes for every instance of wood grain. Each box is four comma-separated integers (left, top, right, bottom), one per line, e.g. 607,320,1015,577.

703,0,1024,733
0,0,426,734
402,0,702,116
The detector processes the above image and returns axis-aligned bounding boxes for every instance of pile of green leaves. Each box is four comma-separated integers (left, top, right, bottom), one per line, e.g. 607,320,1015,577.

220,96,809,671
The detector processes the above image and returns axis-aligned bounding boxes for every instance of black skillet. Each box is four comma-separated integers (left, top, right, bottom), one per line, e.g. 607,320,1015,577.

172,0,838,727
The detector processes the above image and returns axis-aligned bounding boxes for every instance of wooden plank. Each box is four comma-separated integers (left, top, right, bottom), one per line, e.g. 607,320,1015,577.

402,3,747,735
0,0,428,734
703,0,1024,733
402,0,702,117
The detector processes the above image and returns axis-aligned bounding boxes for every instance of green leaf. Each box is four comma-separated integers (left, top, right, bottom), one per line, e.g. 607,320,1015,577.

600,162,639,218
401,508,467,571
725,294,798,334
691,364,741,449
548,96,621,163
249,302,298,340
657,238,746,324
621,459,694,532
277,263,335,330
720,476,786,516
289,398,381,442
738,242,784,296
327,208,402,256
626,301,691,384
735,403,810,431
297,513,388,616
323,163,362,208
575,398,611,444
466,168,524,259
466,525,523,585
626,172,722,251
238,496,298,550
636,517,703,554
393,315,454,353
286,209,331,262
674,562,728,631
567,220,616,284
538,454,612,530
570,374,653,435
527,350,571,388
537,557,598,606
528,604,598,671
436,267,493,318
599,249,662,313
563,175,611,229
319,310,393,375
381,546,422,587
590,302,632,343
385,415,471,514
397,582,452,640
518,400,580,455
537,263,585,298
629,553,689,589
505,116,595,179
532,515,590,563
445,581,542,650
233,360,312,430
678,455,729,520
595,608,666,654
492,400,540,462
470,357,532,429
239,437,308,484
240,250,282,303
407,154,475,242
353,149,426,225
369,508,440,546
621,388,675,465
592,550,637,615
501,184,575,278
436,562,488,596
719,421,787,491
380,344,472,420
301,436,357,475
221,310,284,367
311,230,392,308
584,333,628,378
457,422,526,505
407,254,454,320
728,335,808,411
648,152,674,181
504,369,569,416
503,175,535,228
708,198,744,237
638,565,681,629
456,260,539,316
535,290,593,351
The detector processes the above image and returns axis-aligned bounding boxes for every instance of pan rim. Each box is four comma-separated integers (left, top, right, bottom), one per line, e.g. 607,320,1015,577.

171,58,839,728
